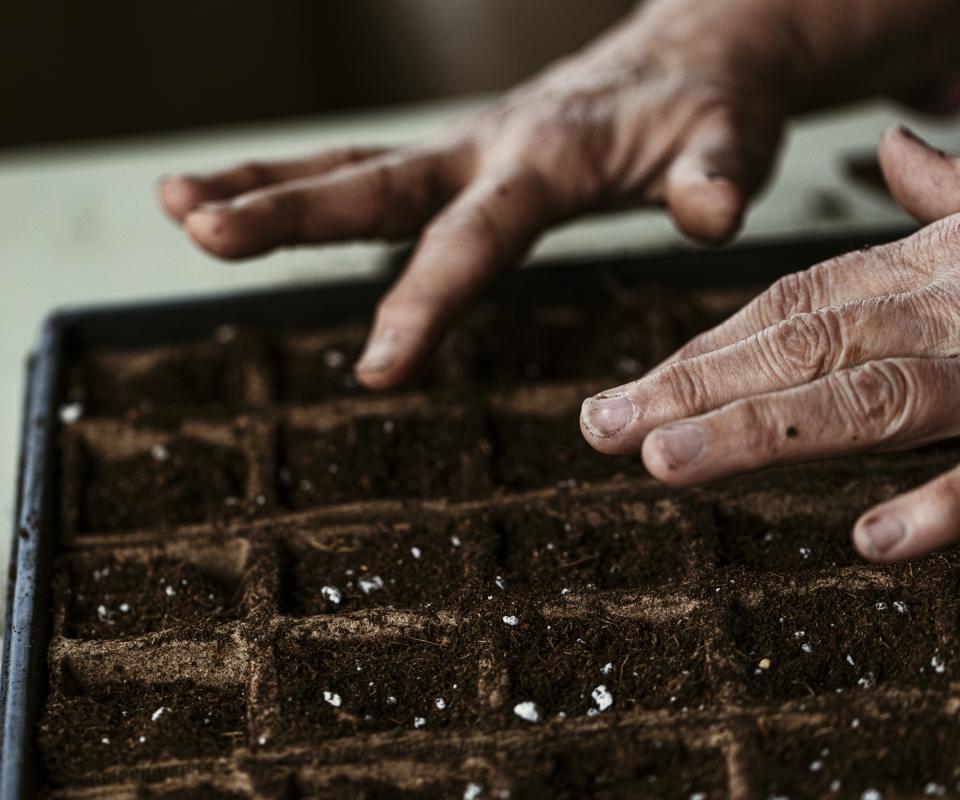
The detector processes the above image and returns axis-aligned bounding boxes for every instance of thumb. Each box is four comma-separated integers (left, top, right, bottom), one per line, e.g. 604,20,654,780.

664,107,781,244
878,125,960,224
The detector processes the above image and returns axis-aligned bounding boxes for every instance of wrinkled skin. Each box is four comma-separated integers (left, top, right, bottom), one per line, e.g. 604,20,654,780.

582,127,960,563
159,0,960,562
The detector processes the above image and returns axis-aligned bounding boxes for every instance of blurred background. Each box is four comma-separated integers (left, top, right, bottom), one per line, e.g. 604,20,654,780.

2,0,959,616
1,0,633,147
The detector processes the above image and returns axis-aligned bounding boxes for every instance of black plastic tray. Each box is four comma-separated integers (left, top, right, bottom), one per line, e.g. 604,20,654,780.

0,226,913,798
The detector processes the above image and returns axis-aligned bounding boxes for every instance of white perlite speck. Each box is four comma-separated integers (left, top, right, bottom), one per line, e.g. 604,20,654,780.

809,760,824,772
846,654,855,666
151,707,168,722
494,576,507,590
138,736,146,744
601,662,613,675
513,701,540,723
875,602,888,611
931,654,946,674
358,575,384,594
862,790,882,800
464,783,483,800
450,535,462,547
925,783,946,796
101,737,110,745
96,605,114,625
119,603,130,613
502,615,519,627
323,691,342,707
413,717,426,729
164,585,176,597
59,403,83,425
411,546,422,559
591,685,614,712
321,586,342,605
689,794,707,800
894,601,907,614
258,735,268,746
435,697,447,710
151,443,169,462
801,642,814,654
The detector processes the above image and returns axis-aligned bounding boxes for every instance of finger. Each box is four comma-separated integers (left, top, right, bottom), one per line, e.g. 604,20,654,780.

355,170,554,390
878,125,960,224
640,357,960,487
183,149,467,260
665,107,781,244
581,292,946,454
158,146,389,222
853,463,960,562
659,234,928,366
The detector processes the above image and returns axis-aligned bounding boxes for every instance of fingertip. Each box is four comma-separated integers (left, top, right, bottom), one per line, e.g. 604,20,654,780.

579,393,638,455
184,205,260,260
668,176,745,245
157,175,210,223
640,430,696,487
877,124,960,223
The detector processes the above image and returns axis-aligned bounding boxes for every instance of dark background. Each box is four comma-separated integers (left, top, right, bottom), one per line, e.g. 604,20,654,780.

2,0,635,149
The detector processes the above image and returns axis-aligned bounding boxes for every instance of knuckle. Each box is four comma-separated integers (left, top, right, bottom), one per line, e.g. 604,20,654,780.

232,160,269,186
657,361,709,414
759,268,819,323
765,310,840,380
834,361,916,442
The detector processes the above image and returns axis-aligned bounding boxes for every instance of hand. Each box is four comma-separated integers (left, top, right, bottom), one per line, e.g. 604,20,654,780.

581,126,960,563
158,0,814,388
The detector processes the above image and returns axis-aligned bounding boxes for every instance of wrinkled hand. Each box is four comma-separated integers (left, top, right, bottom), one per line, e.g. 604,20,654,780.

581,127,960,563
158,0,797,388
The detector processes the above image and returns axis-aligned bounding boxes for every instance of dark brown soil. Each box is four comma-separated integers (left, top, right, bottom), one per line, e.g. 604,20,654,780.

278,413,488,508
65,553,241,639
77,438,247,532
38,680,245,786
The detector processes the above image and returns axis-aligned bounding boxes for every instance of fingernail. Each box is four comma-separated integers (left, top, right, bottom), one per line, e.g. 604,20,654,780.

855,514,906,559
355,332,397,374
653,423,706,468
581,394,634,438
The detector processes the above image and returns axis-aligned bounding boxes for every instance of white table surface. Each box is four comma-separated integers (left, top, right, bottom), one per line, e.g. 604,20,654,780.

2,96,959,615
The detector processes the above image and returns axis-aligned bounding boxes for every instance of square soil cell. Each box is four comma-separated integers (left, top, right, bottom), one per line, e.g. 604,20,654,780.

454,305,656,384
711,506,860,573
753,701,960,798
74,437,248,533
273,628,481,743
280,517,495,616
38,679,246,787
506,733,728,799
493,498,694,591
275,331,366,404
730,584,959,703
64,552,243,639
66,342,246,418
489,412,645,492
500,609,715,722
278,413,489,508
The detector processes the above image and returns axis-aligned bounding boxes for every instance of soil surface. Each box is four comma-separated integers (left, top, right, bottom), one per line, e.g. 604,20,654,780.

38,292,960,798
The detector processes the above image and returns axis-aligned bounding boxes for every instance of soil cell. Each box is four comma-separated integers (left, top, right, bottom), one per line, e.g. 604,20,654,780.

489,412,644,491
66,343,245,418
502,609,715,721
278,414,488,508
65,553,242,639
274,628,479,742
279,517,494,615
275,332,366,404
754,701,960,799
38,680,246,786
76,438,247,533
508,733,729,800
731,585,959,702
493,498,695,591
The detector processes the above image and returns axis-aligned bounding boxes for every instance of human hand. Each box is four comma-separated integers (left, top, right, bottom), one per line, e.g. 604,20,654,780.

158,0,815,388
581,126,960,563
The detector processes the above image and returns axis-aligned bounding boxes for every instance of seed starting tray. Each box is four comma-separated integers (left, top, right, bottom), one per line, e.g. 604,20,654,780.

5,229,960,799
